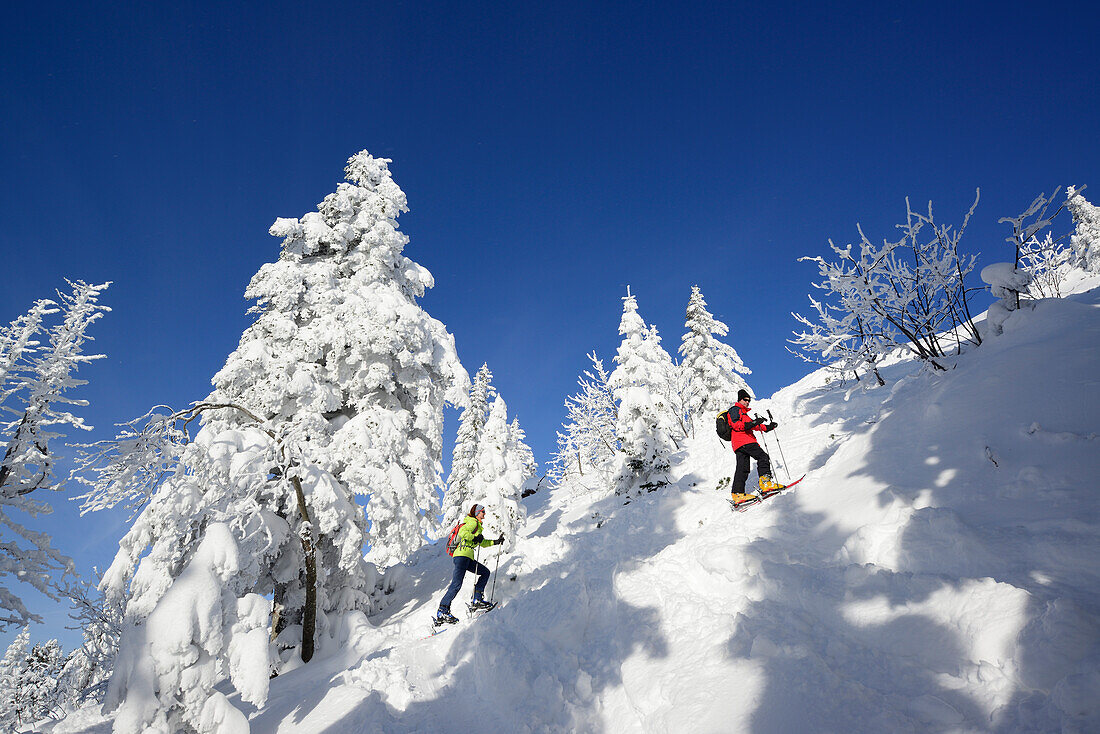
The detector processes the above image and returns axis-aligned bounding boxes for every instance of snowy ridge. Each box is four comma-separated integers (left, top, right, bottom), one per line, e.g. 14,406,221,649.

55,284,1100,733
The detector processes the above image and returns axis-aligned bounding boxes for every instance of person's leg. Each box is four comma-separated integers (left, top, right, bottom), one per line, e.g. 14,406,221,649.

732,448,752,494
471,559,491,599
439,556,471,611
747,442,772,481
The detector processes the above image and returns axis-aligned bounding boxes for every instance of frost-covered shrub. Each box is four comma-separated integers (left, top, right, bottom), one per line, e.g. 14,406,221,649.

1019,233,1075,299
551,353,620,492
792,193,983,382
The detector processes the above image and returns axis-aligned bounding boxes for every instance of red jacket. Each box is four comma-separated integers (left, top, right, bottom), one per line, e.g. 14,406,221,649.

728,403,766,450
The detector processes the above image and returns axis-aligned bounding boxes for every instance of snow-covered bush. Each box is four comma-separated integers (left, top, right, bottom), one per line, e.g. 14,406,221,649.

0,280,109,629
609,290,680,495
792,194,984,381
0,627,30,728
106,523,271,734
981,263,1033,336
678,285,751,425
1066,185,1099,272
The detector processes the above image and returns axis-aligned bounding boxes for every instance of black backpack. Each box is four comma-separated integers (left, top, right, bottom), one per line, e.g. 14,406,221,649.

715,407,734,441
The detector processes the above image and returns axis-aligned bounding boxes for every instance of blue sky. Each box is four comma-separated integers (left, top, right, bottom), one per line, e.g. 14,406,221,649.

2,1,1098,647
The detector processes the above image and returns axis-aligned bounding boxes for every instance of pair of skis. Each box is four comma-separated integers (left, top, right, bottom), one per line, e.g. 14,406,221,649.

726,475,806,512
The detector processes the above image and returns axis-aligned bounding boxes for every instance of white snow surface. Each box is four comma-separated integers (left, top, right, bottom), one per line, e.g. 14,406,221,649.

56,282,1100,733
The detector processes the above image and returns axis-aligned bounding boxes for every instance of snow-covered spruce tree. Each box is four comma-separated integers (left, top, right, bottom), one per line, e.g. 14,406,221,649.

509,417,538,493
551,353,619,491
678,286,751,426
0,626,29,728
0,280,109,629
443,363,495,528
207,151,468,567
609,291,680,496
11,638,66,726
81,152,466,730
463,396,535,553
1067,185,1100,272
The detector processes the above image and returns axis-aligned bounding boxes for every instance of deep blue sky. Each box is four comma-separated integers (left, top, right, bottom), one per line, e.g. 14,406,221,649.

2,1,1098,646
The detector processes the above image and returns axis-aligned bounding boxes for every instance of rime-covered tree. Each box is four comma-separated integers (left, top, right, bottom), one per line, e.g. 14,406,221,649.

1067,185,1100,272
80,152,467,731
207,150,468,566
464,396,535,552
609,291,679,495
678,286,751,424
443,363,495,528
0,281,109,629
56,571,122,708
11,638,66,725
0,626,29,728
552,353,619,489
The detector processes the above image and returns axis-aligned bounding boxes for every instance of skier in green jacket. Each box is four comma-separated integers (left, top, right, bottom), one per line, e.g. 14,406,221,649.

435,503,503,625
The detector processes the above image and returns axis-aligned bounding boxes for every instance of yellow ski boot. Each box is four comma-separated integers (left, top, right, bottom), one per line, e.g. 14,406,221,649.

730,492,760,510
759,475,784,497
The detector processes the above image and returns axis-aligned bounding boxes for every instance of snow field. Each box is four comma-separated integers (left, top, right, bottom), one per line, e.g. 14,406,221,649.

52,282,1100,733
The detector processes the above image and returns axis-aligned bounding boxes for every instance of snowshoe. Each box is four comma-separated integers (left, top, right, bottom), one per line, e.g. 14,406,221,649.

433,609,459,626
468,598,496,613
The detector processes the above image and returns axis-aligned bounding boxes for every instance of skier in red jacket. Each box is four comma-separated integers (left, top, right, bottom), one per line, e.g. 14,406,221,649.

727,389,782,507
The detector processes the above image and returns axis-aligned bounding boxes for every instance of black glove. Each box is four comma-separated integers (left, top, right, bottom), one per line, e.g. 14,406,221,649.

493,535,504,545
473,533,484,544
746,418,765,431
766,421,778,431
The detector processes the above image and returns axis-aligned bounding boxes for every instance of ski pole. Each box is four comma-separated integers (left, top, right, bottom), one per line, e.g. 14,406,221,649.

766,410,791,483
489,542,503,603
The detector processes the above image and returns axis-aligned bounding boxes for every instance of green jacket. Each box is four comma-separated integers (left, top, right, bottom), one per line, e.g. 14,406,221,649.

453,515,494,560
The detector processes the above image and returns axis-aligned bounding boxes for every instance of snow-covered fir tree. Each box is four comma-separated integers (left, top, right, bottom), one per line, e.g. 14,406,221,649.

0,280,109,630
0,626,29,728
678,286,751,424
443,363,495,528
552,353,619,490
1067,185,1100,272
464,396,535,553
11,638,66,726
207,150,468,565
609,291,680,496
86,151,468,732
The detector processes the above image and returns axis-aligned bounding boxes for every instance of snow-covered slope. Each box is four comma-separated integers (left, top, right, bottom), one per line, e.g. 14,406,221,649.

56,284,1100,734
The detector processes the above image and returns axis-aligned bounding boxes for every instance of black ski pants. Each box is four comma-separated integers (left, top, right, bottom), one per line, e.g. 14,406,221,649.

732,442,771,493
